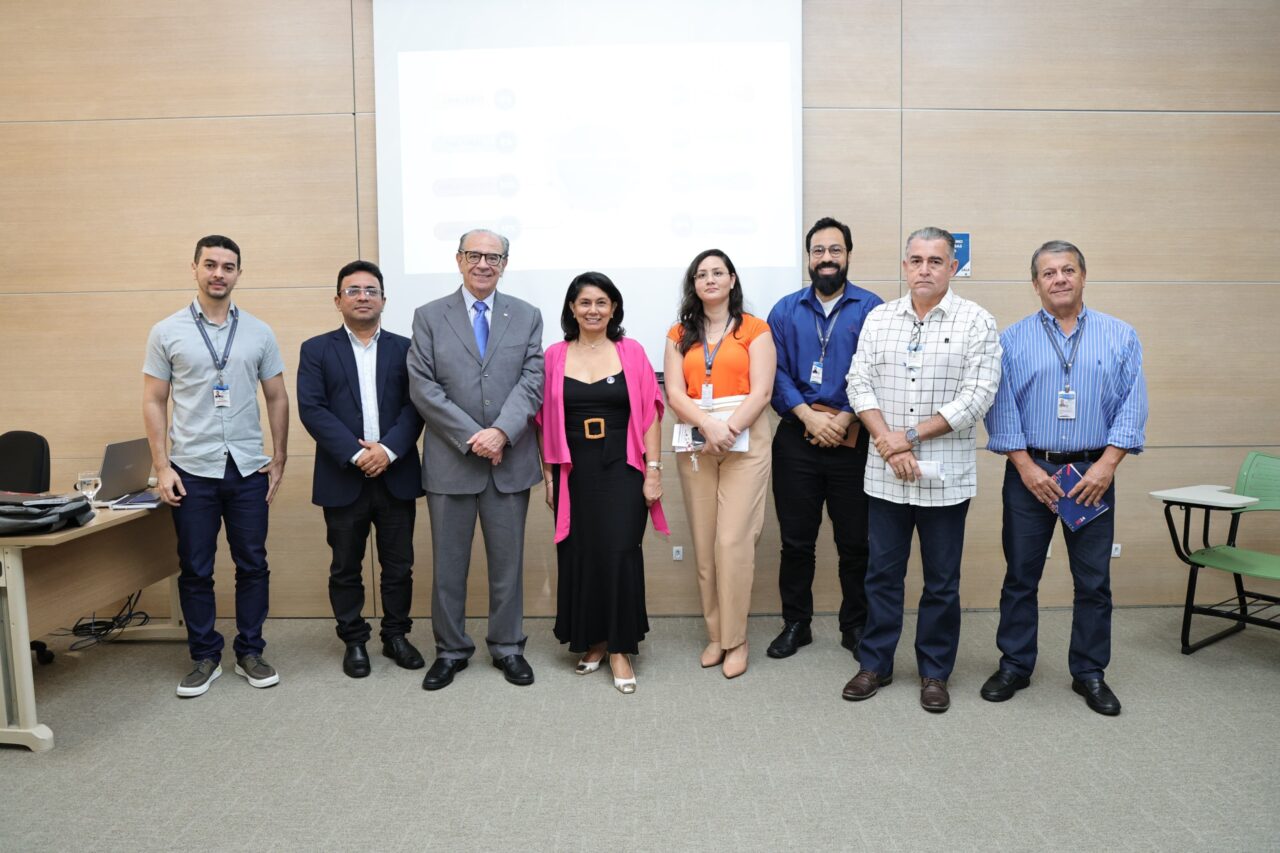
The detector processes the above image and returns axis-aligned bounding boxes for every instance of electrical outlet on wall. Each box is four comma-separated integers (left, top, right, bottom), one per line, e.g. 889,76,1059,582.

1111,544,1122,558
673,546,684,561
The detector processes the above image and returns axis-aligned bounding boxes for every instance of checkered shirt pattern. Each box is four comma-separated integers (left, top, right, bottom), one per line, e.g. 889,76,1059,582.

846,288,1002,506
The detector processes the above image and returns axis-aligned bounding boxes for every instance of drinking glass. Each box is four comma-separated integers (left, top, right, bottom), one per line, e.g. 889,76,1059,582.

76,471,102,503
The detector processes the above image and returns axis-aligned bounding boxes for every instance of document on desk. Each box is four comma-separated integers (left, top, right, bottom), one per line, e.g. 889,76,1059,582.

1051,463,1110,531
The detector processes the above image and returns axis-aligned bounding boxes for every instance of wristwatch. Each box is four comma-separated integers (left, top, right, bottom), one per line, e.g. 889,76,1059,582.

646,460,663,471
905,427,921,447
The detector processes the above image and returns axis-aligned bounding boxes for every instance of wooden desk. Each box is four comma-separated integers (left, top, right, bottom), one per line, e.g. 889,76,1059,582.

0,507,186,751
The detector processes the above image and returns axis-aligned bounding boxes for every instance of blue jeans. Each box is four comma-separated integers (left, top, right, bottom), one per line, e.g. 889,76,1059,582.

170,459,270,663
860,497,970,680
996,458,1114,680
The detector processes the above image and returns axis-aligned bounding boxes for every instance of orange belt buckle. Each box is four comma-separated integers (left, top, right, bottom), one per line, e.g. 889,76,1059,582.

583,417,606,439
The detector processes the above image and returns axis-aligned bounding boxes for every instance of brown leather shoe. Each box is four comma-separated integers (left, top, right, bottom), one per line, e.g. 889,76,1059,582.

920,677,951,713
842,669,891,701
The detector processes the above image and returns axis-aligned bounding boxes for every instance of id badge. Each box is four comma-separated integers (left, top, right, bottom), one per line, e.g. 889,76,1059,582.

701,383,714,409
1057,389,1077,420
213,384,231,408
809,360,824,385
906,351,923,370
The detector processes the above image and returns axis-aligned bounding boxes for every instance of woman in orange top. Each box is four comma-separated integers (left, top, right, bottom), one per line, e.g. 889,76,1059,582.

664,249,777,678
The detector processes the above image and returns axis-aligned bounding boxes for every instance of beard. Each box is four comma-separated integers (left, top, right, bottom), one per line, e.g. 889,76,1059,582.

809,261,847,296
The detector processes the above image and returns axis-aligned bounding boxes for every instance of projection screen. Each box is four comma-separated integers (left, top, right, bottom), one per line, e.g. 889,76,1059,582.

373,0,803,367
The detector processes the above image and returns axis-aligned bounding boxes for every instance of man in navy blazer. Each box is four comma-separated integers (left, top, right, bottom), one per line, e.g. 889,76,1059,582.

298,260,426,678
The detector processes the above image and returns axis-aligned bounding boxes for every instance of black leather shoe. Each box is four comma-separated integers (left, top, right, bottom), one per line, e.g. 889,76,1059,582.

492,654,535,686
422,657,468,690
342,642,370,679
1072,677,1121,716
766,622,813,659
840,627,864,662
382,636,426,670
980,669,1030,702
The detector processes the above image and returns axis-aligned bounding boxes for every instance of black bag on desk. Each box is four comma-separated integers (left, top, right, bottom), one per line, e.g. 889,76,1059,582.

0,494,94,535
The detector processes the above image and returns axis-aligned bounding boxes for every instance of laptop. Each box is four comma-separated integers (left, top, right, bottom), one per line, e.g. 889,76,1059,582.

96,438,154,503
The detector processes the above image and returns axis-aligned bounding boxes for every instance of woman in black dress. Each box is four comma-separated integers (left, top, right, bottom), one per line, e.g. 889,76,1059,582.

536,272,668,694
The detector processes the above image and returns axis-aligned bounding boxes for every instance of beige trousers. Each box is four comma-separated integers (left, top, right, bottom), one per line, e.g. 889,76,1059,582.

675,407,772,649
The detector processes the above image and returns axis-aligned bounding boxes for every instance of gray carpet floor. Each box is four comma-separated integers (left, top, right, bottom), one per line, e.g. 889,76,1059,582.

1,608,1277,852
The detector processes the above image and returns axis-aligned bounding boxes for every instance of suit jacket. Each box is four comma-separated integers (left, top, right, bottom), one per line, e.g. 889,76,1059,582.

297,326,425,507
407,287,544,495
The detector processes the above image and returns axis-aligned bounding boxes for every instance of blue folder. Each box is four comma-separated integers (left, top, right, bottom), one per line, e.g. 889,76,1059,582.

1051,463,1110,531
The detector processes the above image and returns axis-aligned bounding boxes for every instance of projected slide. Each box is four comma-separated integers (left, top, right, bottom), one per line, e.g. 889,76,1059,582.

374,0,803,365
399,43,794,274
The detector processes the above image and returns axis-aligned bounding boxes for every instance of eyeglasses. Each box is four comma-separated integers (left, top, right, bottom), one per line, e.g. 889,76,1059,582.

809,245,846,259
909,321,923,352
461,251,507,266
341,286,383,298
694,269,731,282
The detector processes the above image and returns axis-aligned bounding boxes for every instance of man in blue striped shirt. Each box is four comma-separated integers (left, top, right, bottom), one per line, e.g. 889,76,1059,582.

981,240,1147,716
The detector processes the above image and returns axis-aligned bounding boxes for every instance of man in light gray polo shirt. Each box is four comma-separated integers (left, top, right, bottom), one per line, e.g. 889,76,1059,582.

143,235,290,698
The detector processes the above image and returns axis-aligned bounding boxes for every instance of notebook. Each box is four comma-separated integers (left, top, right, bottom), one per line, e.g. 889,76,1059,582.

1051,463,1110,531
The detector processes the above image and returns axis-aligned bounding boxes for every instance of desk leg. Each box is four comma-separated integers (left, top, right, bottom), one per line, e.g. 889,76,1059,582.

117,575,188,642
0,546,54,751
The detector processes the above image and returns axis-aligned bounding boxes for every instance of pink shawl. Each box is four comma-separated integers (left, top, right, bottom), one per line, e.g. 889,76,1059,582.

536,337,669,543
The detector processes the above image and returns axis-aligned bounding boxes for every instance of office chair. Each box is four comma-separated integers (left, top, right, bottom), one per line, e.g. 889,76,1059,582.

0,429,57,664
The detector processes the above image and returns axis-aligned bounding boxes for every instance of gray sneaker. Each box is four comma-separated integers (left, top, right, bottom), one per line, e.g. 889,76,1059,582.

235,654,280,688
176,659,222,698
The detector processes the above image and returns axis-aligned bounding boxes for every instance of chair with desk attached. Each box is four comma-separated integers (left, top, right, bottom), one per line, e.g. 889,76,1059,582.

1151,451,1280,654
0,430,57,664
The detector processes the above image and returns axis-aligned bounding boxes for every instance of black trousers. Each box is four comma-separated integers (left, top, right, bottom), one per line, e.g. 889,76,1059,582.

770,418,870,633
322,476,416,644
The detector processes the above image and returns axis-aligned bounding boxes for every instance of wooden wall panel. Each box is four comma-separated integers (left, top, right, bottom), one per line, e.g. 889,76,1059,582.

0,115,360,294
354,0,377,115
802,0,901,109
0,288,340,461
901,111,1280,283
803,109,902,283
356,114,380,263
903,0,1280,111
955,282,1280,449
0,0,355,121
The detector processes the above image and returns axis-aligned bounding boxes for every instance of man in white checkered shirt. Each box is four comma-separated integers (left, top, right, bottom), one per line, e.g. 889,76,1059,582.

842,227,1001,713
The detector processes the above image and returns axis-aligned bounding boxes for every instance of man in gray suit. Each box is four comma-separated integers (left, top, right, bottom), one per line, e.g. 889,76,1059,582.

408,229,545,689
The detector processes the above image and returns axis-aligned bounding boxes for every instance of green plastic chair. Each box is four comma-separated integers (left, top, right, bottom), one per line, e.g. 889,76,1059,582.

1168,452,1280,653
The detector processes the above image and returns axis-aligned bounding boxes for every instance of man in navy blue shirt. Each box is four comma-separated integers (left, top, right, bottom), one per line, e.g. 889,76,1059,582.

982,240,1147,716
765,217,884,660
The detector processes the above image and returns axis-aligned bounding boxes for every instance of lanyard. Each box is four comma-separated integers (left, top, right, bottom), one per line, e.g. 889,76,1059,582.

1038,312,1084,389
702,318,732,377
813,303,843,363
190,302,239,382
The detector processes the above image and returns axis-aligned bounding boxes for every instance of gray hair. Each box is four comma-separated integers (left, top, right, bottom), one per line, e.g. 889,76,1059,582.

1030,240,1086,280
457,229,510,256
904,227,955,259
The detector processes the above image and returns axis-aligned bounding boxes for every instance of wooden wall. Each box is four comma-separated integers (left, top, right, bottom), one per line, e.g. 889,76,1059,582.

2,1,1277,624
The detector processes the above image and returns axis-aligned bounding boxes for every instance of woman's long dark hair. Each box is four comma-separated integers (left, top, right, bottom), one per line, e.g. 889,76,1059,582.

560,271,625,341
675,249,744,355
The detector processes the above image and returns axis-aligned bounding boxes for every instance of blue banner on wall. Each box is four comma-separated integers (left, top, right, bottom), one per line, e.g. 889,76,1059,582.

954,232,971,277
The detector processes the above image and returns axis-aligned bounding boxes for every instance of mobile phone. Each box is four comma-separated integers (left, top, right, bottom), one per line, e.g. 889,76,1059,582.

691,426,706,444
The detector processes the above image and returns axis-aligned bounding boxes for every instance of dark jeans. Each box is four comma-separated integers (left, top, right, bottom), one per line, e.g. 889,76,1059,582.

170,459,270,663
997,458,1115,680
860,496,970,680
771,418,869,633
323,476,416,644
